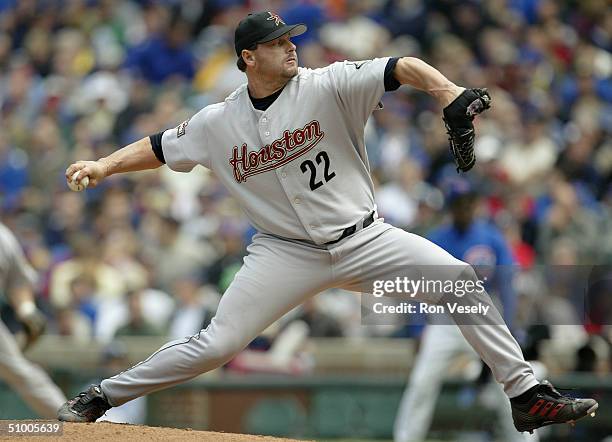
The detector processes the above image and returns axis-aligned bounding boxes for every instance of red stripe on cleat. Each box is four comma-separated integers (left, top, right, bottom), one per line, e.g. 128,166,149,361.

547,403,565,419
539,401,555,417
529,399,545,416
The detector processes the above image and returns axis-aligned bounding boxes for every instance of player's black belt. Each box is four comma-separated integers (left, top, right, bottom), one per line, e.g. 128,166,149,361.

325,210,376,245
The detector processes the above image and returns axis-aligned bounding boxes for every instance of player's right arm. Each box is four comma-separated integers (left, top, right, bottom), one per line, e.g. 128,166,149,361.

65,137,163,188
66,108,209,187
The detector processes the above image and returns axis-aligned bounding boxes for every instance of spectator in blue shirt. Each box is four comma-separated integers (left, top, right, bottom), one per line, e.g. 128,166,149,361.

124,15,195,84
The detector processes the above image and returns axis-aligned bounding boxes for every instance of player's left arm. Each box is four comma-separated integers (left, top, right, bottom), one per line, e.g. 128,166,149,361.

392,57,464,107
392,57,491,173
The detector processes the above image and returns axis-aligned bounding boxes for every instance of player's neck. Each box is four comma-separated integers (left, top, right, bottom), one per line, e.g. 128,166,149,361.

247,74,290,99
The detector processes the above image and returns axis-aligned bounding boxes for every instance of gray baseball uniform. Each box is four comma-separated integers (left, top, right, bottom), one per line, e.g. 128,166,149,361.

101,58,538,406
0,222,66,418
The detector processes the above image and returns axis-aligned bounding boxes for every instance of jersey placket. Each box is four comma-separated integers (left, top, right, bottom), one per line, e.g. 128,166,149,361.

259,113,322,244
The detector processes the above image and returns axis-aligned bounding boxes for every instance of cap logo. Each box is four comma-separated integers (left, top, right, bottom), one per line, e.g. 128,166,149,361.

266,12,284,26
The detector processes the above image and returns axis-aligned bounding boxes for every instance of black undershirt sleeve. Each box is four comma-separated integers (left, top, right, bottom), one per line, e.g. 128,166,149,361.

149,131,165,164
384,57,401,92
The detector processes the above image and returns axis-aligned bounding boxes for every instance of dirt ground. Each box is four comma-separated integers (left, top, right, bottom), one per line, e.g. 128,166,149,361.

0,422,313,441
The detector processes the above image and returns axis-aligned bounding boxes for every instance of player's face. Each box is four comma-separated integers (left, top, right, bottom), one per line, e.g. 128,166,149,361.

451,196,477,231
252,34,298,79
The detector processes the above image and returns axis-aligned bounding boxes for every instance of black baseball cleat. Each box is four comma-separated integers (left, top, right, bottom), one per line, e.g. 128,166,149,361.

511,380,599,434
57,385,111,422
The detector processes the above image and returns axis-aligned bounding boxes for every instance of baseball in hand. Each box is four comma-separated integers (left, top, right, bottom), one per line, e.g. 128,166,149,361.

67,171,89,192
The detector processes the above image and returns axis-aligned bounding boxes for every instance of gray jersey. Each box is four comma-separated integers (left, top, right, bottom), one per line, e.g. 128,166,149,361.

0,222,36,299
161,57,391,245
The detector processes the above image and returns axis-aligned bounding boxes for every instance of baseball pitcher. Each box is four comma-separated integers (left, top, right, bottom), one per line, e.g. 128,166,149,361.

58,12,598,435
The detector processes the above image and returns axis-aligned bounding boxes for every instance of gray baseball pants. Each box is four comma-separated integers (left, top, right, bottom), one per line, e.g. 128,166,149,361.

0,319,66,418
101,221,538,406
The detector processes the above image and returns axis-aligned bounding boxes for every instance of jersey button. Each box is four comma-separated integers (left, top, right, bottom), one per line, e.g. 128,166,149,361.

265,131,270,136
294,197,301,204
261,117,267,123
281,172,287,178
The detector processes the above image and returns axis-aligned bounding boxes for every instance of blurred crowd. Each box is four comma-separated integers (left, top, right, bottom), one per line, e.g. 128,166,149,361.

0,1,610,374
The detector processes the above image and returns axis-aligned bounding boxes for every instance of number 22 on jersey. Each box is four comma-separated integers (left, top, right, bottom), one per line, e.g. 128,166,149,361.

300,151,336,191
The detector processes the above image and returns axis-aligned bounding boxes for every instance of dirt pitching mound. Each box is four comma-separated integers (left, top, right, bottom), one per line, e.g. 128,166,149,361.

0,422,311,442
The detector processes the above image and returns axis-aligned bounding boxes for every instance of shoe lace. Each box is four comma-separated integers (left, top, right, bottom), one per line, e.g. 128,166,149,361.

72,391,107,413
542,383,576,401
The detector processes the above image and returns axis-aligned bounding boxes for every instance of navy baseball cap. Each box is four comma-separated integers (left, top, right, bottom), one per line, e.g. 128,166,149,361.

234,11,307,56
445,178,477,204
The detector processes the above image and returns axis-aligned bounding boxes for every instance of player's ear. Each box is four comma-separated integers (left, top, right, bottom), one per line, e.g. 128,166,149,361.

242,49,256,68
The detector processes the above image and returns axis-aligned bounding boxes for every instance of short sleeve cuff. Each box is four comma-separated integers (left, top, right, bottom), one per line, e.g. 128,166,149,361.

384,57,401,92
149,131,165,163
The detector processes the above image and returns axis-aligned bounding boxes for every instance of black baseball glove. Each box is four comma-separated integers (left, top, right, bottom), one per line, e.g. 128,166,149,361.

442,88,491,173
